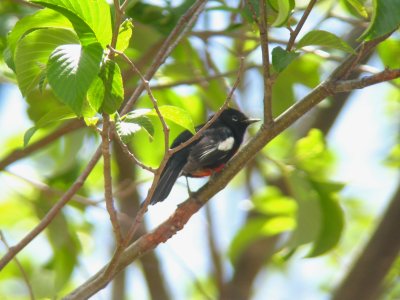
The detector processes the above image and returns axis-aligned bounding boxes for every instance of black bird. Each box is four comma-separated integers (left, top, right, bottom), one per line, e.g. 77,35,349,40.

150,108,259,205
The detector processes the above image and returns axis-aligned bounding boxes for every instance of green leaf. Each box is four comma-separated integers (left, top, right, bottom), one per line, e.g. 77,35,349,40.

31,0,112,47
361,0,400,40
270,0,293,27
4,8,73,70
294,129,335,177
345,0,369,18
116,18,134,52
14,28,79,96
307,180,344,257
36,106,77,128
272,46,300,72
100,60,124,114
296,30,355,53
23,107,77,146
147,105,195,134
286,170,322,248
87,60,124,115
47,43,103,114
23,127,38,148
115,112,154,143
229,217,295,263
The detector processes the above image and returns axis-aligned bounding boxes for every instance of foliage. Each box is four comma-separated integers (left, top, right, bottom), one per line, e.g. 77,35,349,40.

0,0,399,299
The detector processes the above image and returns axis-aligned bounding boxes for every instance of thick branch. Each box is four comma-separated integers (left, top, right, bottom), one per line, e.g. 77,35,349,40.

332,180,400,300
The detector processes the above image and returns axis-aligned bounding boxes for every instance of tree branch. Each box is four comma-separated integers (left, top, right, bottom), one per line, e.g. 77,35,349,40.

0,147,102,270
286,0,318,51
121,0,207,114
332,69,400,92
0,119,84,171
0,231,35,300
64,31,397,298
332,180,400,300
258,0,274,125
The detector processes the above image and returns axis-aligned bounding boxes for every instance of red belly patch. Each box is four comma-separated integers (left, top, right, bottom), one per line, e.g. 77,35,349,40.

188,164,225,178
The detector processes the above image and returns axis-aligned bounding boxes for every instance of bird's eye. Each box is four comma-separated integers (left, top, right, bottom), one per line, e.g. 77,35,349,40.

232,115,239,122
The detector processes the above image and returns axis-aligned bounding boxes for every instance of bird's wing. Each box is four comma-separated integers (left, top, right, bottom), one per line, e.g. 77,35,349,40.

184,126,235,172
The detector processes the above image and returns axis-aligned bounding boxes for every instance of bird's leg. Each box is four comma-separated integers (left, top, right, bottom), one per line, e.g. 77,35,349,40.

185,176,194,197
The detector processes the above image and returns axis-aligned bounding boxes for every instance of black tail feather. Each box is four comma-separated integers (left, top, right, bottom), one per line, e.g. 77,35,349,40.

149,155,187,205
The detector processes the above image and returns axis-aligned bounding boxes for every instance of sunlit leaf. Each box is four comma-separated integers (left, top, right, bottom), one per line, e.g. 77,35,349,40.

345,0,369,18
294,129,335,177
361,0,400,40
269,0,294,27
87,60,124,114
4,8,72,70
47,43,103,114
31,0,112,47
116,113,154,143
147,105,195,134
296,30,355,53
116,18,134,52
14,28,79,96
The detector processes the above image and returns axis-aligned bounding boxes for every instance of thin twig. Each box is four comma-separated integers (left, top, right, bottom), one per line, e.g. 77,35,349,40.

112,129,156,173
0,147,102,271
332,69,400,92
101,114,123,243
258,0,274,125
169,57,245,155
109,47,170,155
121,0,207,115
286,0,318,51
0,231,35,300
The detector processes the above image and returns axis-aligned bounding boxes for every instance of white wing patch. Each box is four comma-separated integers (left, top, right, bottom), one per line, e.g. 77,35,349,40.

217,136,234,151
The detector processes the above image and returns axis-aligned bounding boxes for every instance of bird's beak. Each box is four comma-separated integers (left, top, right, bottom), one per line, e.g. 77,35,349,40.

244,118,260,125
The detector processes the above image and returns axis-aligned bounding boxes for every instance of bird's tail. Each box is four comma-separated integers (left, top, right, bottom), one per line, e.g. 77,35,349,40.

148,155,187,205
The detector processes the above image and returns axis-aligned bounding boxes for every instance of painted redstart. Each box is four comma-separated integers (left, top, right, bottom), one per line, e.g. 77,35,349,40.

149,108,259,205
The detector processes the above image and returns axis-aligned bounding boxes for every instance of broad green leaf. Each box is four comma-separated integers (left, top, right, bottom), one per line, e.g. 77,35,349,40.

100,60,124,114
229,186,296,262
286,170,322,248
116,19,134,52
47,43,103,114
307,180,344,257
270,0,294,27
31,0,112,47
14,28,79,96
361,0,400,40
147,105,195,134
4,8,73,70
87,60,124,114
229,217,295,263
272,46,300,72
294,129,335,177
115,113,154,143
252,186,297,216
296,30,355,53
345,0,368,18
